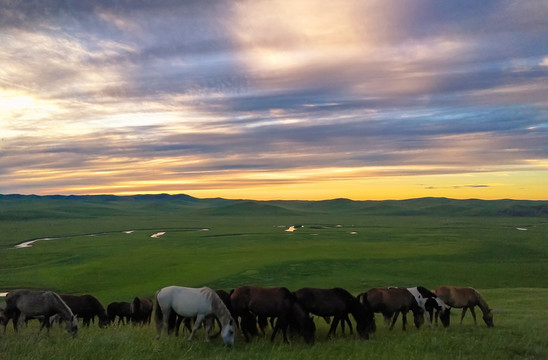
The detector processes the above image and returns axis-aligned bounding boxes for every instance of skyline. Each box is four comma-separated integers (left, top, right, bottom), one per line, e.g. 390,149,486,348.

1,0,547,200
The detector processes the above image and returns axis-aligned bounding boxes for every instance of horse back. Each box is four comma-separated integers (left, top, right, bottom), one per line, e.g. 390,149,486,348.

231,286,294,316
157,286,214,317
294,287,350,316
434,286,478,308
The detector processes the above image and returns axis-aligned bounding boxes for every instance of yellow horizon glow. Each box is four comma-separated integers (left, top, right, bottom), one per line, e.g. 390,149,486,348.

32,169,548,201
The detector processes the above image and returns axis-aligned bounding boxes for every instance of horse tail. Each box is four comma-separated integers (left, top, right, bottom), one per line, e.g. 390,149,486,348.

154,291,163,324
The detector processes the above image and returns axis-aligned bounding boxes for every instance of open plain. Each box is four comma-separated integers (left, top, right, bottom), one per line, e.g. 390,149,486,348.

1,195,547,359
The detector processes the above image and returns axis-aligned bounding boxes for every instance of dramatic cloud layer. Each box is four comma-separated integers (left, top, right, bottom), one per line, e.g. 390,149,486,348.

1,0,547,199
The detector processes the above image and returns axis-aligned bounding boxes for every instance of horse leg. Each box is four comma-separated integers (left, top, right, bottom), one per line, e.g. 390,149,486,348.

155,307,170,340
401,311,408,331
345,314,353,335
270,319,279,342
257,315,268,335
382,312,392,328
469,306,478,325
271,316,289,343
389,311,400,330
427,309,434,326
12,311,21,332
460,307,468,325
327,316,341,339
39,316,51,336
188,314,206,341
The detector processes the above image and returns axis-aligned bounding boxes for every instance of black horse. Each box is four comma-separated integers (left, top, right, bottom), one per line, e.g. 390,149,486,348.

294,287,376,339
230,285,316,344
60,294,109,328
107,301,132,325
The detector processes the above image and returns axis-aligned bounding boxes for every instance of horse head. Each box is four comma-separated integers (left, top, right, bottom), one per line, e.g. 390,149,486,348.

291,301,315,345
65,315,78,338
221,318,235,347
412,308,425,329
483,309,494,327
301,314,316,345
357,302,376,337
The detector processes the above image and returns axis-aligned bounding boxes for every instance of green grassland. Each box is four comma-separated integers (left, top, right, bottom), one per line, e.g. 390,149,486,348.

1,195,547,359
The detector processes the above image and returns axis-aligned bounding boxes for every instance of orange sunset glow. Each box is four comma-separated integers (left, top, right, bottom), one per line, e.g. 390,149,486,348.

1,1,547,200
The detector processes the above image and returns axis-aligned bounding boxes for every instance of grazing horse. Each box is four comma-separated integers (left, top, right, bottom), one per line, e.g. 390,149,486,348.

60,294,109,328
358,287,424,330
433,286,494,327
5,289,78,337
131,297,153,325
155,286,235,346
107,302,132,325
294,287,375,339
407,287,450,327
172,289,233,337
230,286,315,344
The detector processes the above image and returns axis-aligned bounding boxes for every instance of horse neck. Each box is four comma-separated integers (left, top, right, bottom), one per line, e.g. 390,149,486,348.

475,291,491,315
51,292,74,321
348,297,366,319
210,293,232,327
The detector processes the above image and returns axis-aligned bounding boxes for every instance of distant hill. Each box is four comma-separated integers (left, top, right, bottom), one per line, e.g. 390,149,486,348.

1,194,547,219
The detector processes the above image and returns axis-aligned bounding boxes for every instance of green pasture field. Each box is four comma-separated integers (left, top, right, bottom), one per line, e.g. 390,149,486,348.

1,196,547,359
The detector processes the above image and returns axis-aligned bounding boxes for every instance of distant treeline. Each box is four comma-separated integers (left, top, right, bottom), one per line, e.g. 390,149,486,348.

1,194,548,219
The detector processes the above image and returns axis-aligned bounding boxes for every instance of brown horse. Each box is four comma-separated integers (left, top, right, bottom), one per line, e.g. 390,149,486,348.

358,287,424,330
60,294,109,328
433,286,494,327
230,286,315,344
130,297,153,325
5,289,78,337
294,287,375,339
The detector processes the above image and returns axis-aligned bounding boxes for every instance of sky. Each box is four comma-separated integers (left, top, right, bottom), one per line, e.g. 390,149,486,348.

1,0,547,200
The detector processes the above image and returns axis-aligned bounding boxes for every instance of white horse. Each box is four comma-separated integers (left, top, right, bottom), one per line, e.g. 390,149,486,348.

155,286,235,346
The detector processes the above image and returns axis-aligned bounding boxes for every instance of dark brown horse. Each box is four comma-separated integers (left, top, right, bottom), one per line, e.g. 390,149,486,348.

60,294,109,328
130,297,153,325
230,286,315,344
358,287,424,330
433,286,494,327
107,301,132,325
294,287,375,339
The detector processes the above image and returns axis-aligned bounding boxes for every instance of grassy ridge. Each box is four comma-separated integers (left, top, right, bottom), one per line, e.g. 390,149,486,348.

1,195,547,358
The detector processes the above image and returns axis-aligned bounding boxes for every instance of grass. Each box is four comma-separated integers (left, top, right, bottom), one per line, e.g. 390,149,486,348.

1,196,547,358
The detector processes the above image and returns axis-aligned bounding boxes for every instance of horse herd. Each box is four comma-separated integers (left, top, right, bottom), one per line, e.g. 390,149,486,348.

0,285,494,346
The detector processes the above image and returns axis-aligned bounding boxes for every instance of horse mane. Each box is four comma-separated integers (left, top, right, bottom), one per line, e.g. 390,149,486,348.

416,286,437,298
473,288,491,314
50,291,75,320
204,288,233,325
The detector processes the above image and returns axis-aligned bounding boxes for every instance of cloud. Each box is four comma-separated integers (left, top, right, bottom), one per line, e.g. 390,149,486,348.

0,0,547,198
